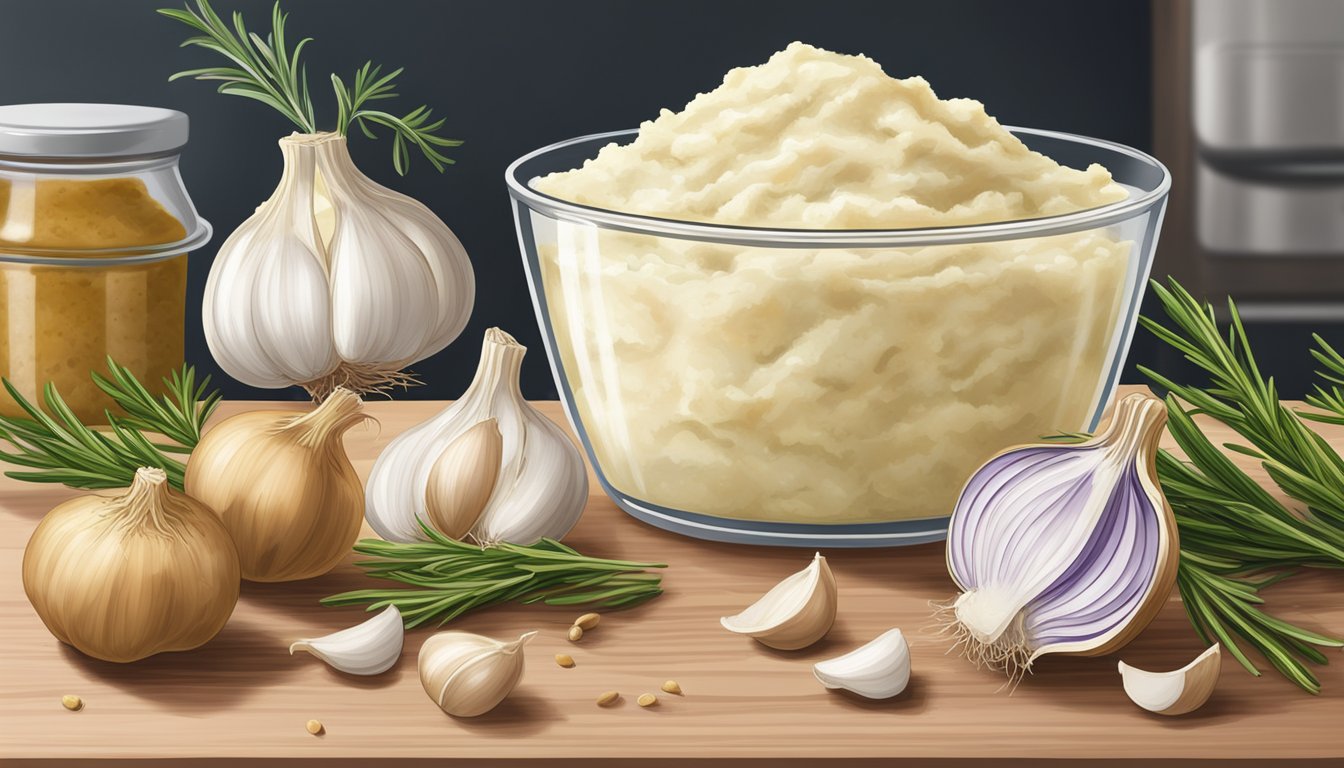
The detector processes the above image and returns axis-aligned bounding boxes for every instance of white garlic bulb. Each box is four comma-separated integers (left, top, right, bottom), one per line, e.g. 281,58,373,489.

418,630,536,717
366,327,589,545
203,132,474,398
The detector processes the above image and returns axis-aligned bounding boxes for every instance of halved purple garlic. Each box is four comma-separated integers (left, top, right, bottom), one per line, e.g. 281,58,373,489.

940,392,1179,682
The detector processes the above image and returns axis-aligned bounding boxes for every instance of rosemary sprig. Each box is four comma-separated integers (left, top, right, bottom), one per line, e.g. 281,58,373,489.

0,359,217,490
160,0,460,175
1137,277,1344,691
1305,333,1344,424
331,62,462,175
322,521,667,628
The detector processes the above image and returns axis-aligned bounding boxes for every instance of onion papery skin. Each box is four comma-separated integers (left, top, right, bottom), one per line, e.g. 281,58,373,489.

185,389,367,582
22,468,241,663
942,393,1179,677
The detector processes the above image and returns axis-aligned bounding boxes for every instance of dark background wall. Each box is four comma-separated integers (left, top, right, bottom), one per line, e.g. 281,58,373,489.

0,0,1156,401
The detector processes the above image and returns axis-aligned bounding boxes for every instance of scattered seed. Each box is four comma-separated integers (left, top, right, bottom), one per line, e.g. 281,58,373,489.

661,680,682,695
637,693,658,708
596,690,620,707
61,695,83,712
555,653,576,668
568,625,584,642
574,612,601,630
306,719,324,736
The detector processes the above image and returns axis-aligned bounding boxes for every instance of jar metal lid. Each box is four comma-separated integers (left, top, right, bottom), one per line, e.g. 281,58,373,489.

0,103,188,159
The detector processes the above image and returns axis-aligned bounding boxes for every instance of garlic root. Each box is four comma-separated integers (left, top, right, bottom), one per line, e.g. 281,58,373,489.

1118,644,1221,716
720,552,837,650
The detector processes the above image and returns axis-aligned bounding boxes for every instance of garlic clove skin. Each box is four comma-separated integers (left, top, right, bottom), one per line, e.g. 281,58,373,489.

418,630,537,717
425,418,503,539
289,606,404,676
1118,644,1221,716
365,328,588,545
813,628,911,699
720,552,837,650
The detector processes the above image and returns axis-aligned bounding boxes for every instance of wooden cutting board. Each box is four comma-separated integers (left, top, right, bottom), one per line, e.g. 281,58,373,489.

1,385,1341,766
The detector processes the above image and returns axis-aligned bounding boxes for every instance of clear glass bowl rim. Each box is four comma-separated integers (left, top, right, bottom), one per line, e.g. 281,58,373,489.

506,126,1171,249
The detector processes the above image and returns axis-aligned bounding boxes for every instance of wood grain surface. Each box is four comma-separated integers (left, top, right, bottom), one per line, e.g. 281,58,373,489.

2,386,1342,765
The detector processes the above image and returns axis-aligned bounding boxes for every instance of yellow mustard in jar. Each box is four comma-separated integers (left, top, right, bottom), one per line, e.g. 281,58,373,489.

0,104,209,424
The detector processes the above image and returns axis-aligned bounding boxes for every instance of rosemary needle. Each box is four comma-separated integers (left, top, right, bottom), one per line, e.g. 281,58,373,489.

0,359,217,490
322,521,667,628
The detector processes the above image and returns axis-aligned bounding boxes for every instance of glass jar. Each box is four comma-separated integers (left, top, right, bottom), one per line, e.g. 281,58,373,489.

0,103,211,423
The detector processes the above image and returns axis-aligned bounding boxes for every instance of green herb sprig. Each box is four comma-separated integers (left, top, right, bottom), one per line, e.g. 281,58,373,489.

322,521,667,628
160,0,461,174
0,359,218,490
1137,278,1344,692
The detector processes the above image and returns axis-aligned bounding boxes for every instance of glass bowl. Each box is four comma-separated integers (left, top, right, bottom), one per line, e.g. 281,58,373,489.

506,127,1170,548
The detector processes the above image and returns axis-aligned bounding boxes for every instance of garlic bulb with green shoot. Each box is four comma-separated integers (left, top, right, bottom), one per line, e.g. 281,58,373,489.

365,328,589,545
23,467,240,663
939,392,1179,682
203,132,473,399
163,1,472,399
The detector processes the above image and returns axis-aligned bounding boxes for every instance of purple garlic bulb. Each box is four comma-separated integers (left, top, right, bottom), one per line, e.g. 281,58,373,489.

941,392,1179,681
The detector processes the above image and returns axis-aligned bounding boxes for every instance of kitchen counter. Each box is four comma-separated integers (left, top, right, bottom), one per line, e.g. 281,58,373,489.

2,386,1341,766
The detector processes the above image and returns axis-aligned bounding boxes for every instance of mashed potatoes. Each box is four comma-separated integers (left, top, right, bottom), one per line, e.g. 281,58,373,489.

531,42,1132,523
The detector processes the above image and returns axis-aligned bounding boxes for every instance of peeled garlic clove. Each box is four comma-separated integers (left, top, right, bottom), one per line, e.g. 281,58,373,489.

1119,644,1221,716
942,392,1179,680
366,328,588,545
425,419,503,539
720,552,837,650
289,606,404,676
813,628,911,699
418,630,537,717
